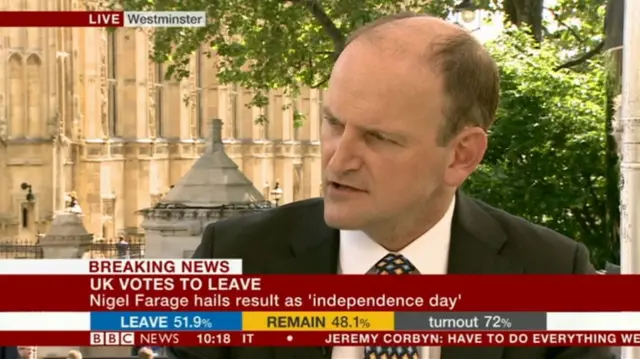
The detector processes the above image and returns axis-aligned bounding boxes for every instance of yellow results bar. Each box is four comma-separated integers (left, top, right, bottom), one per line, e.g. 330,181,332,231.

242,311,394,331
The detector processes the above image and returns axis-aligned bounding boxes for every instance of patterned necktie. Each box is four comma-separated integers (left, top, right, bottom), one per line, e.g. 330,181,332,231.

364,254,420,359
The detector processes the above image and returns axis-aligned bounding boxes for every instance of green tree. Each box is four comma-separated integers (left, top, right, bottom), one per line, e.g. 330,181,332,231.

463,29,611,266
115,0,603,91
116,0,616,265
548,0,606,71
118,0,456,110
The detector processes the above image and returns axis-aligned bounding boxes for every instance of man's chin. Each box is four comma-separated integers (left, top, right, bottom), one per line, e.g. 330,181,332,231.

323,208,368,229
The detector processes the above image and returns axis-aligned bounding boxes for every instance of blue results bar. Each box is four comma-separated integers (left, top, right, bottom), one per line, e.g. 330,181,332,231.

90,312,242,331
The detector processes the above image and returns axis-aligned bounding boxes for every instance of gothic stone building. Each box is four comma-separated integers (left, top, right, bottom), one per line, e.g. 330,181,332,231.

0,2,323,240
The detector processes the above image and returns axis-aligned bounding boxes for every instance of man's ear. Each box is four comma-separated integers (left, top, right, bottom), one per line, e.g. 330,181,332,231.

443,127,488,188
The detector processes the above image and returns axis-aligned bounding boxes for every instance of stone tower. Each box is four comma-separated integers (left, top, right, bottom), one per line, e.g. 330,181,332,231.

0,2,323,243
140,119,271,258
40,211,93,259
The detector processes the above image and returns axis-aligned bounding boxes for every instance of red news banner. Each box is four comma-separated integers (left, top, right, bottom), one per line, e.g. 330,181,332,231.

0,259,638,347
0,263,637,311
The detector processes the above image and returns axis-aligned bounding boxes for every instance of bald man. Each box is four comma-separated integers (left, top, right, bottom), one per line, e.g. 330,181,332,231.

168,13,613,359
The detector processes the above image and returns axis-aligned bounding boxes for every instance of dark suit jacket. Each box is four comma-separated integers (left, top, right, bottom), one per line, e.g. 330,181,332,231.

168,194,614,359
0,347,19,359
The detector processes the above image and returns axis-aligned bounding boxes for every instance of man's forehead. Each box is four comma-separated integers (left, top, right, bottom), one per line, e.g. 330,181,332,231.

327,52,441,109
331,32,446,97
330,50,428,96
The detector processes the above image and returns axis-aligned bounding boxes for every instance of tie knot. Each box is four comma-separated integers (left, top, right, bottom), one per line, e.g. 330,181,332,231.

374,253,416,275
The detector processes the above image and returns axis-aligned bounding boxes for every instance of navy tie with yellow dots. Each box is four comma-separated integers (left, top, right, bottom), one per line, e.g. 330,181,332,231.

364,254,420,359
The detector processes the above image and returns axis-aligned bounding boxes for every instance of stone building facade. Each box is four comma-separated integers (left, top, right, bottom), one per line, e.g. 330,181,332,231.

140,119,273,259
0,1,323,240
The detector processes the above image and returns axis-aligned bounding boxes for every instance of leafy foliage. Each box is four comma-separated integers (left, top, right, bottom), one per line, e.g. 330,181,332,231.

116,0,615,265
114,0,606,107
545,0,606,71
117,0,454,109
544,0,605,52
463,29,610,266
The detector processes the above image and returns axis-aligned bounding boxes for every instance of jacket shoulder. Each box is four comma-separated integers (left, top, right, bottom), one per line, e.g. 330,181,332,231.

472,198,593,273
195,198,322,259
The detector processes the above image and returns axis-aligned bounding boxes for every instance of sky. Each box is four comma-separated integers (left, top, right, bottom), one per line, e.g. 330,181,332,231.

448,9,504,44
456,0,560,44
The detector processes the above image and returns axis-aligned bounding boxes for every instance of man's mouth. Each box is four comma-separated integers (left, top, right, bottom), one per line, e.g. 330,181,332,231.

329,181,365,192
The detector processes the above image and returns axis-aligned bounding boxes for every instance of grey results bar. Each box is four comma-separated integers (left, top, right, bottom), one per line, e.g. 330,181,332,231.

395,312,547,331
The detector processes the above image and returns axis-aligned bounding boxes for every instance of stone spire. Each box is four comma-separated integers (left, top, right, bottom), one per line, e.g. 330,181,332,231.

41,211,93,258
159,119,265,207
209,118,223,152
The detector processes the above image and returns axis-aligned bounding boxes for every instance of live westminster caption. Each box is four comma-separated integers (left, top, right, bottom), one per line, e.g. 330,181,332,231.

88,259,459,311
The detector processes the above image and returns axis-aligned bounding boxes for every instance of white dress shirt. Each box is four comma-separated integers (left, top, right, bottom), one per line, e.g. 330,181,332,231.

332,196,456,359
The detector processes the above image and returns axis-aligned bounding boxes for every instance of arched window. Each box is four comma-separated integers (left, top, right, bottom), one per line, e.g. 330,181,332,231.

107,31,118,136
195,48,203,137
155,63,164,137
21,205,29,228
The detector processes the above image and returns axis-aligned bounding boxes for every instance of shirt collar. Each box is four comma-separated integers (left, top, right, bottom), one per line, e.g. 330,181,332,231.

339,194,456,274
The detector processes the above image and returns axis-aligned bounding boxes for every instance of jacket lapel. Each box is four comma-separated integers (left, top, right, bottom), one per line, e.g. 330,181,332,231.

442,193,522,359
266,199,339,275
446,192,522,275
267,199,337,359
267,196,520,359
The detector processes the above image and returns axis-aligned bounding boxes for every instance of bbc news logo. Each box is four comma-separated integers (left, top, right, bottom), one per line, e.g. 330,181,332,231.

90,332,135,345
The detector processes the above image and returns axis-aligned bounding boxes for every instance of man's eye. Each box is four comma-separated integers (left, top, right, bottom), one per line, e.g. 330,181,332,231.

327,117,341,126
369,132,387,141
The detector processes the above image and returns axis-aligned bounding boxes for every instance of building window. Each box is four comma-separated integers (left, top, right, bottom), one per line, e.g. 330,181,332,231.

107,31,118,137
155,63,164,137
21,206,29,228
230,84,239,138
293,104,300,141
195,48,203,138
262,101,269,140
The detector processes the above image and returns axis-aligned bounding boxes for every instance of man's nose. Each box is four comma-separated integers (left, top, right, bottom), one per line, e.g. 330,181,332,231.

327,129,362,173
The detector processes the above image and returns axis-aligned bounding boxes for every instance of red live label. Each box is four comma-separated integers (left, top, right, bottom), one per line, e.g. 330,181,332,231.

88,12,123,26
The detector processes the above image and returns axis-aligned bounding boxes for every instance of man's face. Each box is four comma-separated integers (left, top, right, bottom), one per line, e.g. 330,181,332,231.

321,40,453,230
18,347,33,359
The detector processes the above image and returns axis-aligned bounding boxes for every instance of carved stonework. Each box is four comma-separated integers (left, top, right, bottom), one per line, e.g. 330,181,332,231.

139,204,270,222
110,143,124,156
148,66,156,138
188,70,197,138
146,29,157,138
101,194,115,217
47,112,62,139
138,144,151,157
0,94,6,142
0,19,327,241
85,143,105,158
99,31,108,138
169,143,179,155
154,143,169,156
293,162,302,200
150,193,163,207
73,94,83,139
